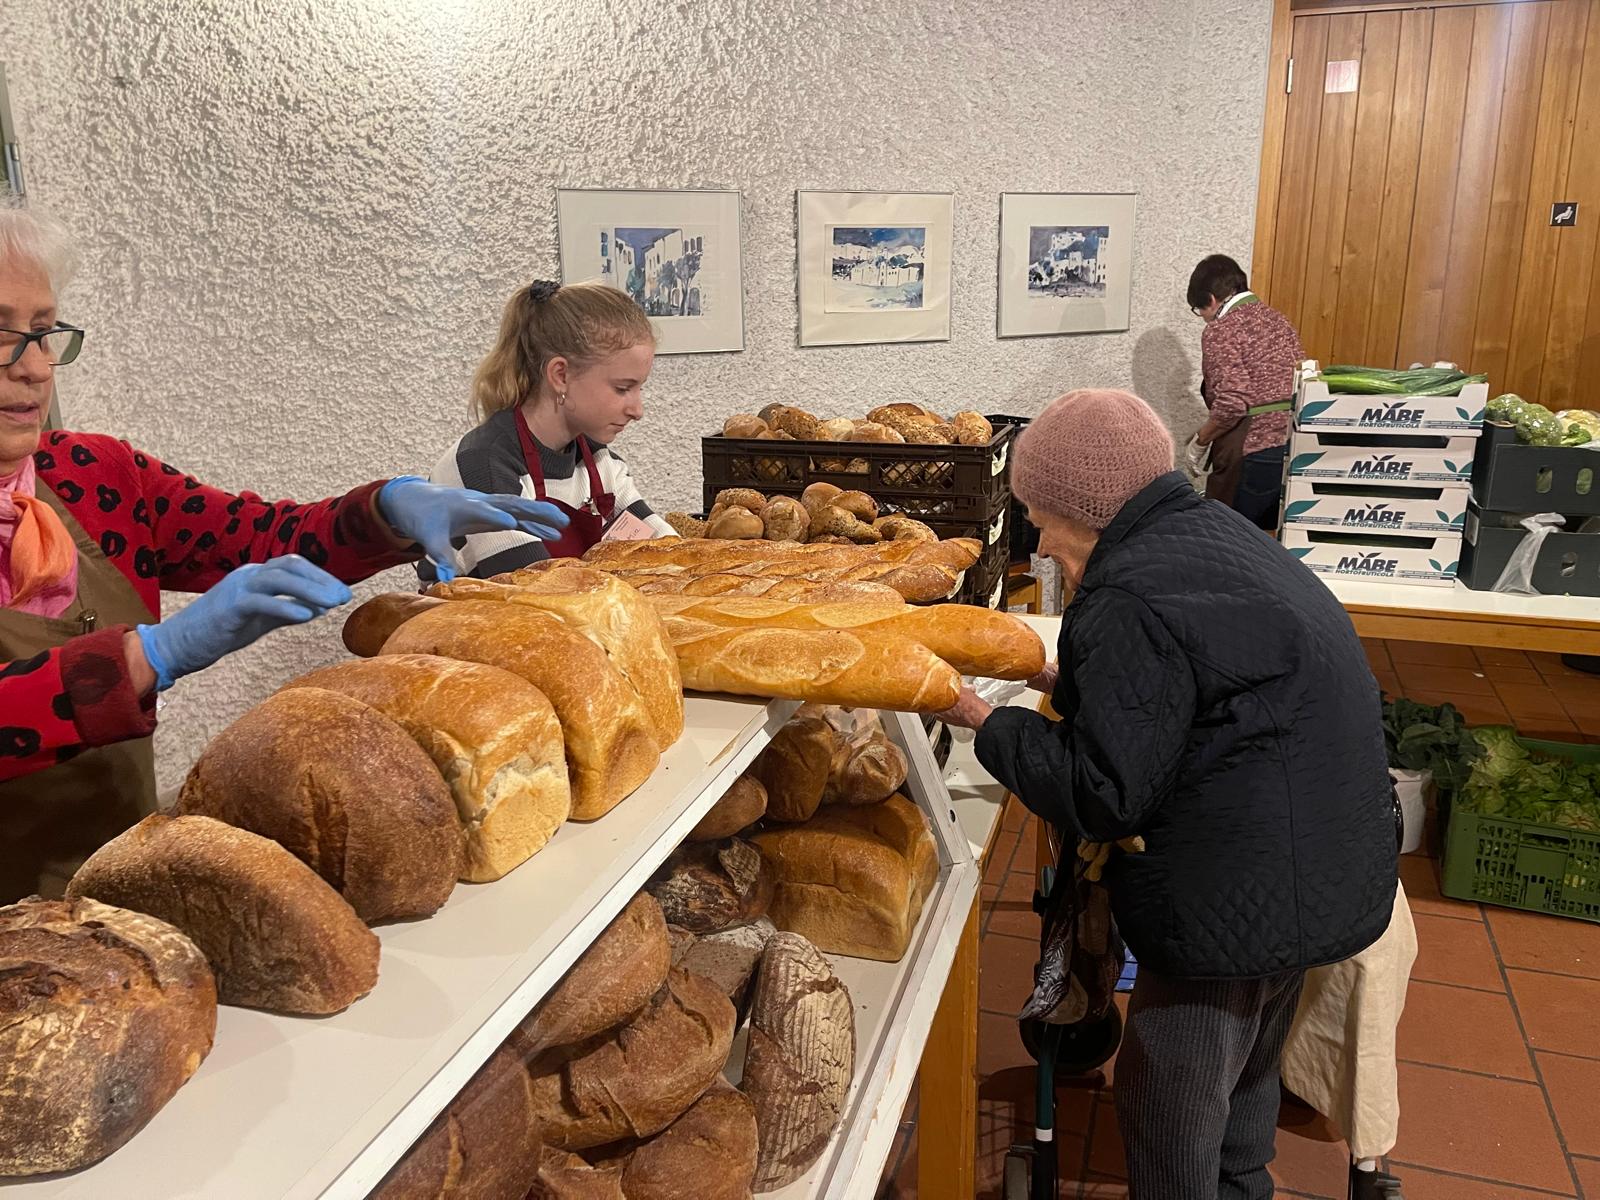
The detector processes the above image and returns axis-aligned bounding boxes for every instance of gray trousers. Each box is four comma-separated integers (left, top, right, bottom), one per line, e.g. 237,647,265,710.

1114,968,1307,1200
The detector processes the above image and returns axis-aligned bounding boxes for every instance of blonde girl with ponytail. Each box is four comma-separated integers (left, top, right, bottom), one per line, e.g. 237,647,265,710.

425,280,670,577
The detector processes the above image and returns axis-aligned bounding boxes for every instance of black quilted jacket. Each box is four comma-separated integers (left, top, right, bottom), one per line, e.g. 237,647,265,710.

976,473,1396,979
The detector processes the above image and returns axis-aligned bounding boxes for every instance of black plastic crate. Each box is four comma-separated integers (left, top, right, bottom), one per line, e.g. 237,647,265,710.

702,423,1018,523
1471,421,1600,517
1460,503,1600,596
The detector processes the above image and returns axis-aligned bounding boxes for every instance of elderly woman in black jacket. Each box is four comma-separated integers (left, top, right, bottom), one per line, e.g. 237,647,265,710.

941,389,1397,1200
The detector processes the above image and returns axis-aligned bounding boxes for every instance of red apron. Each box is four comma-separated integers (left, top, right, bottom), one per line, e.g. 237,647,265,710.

514,407,616,559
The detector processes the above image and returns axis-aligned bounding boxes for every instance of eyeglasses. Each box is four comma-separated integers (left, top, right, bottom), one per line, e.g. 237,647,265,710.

0,324,86,368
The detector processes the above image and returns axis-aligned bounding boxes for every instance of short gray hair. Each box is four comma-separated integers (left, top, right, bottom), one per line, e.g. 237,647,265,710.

0,199,78,293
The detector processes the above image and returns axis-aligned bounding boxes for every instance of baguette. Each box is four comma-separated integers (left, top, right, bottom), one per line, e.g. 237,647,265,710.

653,621,961,712
581,535,980,572
432,566,684,748
380,601,659,820
529,968,736,1151
67,815,379,1015
343,592,446,658
617,562,959,603
286,655,570,882
647,595,1045,680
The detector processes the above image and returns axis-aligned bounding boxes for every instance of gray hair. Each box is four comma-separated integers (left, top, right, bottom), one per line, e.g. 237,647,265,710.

0,199,78,293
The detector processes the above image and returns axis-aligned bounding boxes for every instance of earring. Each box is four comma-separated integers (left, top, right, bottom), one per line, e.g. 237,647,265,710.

557,393,568,407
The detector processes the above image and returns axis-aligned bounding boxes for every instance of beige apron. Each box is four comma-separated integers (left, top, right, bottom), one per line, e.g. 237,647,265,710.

0,481,160,903
1280,883,1418,1159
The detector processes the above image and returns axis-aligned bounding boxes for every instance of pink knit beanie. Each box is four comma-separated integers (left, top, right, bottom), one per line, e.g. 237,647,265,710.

1011,389,1175,530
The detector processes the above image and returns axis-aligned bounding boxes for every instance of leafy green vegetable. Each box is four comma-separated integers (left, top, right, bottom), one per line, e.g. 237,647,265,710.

1486,393,1528,422
1455,727,1600,833
1382,697,1482,791
1516,405,1565,447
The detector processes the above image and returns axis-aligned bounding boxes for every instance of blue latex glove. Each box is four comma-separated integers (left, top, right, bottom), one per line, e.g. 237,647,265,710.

377,476,570,582
136,556,353,691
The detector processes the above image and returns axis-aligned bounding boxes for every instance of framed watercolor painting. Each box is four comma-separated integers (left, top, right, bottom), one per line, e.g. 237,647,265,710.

997,192,1137,338
796,190,953,347
556,188,744,354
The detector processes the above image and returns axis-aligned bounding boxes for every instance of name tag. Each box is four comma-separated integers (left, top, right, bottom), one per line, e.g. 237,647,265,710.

603,511,658,542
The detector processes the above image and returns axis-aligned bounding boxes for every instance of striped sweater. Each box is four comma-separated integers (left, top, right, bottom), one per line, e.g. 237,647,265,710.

423,408,672,580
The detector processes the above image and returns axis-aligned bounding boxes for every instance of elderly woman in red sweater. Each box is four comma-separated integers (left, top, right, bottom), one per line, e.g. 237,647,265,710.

0,205,565,901
1188,254,1305,530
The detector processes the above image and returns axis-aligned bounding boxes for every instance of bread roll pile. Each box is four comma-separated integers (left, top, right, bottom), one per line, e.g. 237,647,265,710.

667,483,939,548
720,402,993,447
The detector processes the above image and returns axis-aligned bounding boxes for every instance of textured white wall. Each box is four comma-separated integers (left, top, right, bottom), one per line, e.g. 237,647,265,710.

0,0,1271,787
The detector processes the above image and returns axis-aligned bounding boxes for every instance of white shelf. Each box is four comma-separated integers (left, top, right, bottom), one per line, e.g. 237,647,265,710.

1323,574,1600,628
14,694,792,1200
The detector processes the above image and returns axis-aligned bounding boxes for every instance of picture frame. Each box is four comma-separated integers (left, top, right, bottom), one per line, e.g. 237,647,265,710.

997,192,1137,338
555,188,745,355
796,190,954,347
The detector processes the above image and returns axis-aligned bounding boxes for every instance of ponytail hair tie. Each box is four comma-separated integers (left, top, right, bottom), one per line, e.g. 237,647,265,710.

527,279,561,304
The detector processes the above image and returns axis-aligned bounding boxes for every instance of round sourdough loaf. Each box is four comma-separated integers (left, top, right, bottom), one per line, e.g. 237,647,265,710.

67,815,379,1014
620,1078,758,1200
176,687,461,923
0,896,217,1176
287,655,571,882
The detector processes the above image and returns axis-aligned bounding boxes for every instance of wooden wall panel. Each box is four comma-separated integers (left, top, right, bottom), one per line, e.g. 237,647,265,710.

1331,10,1403,364
1299,14,1369,356
1258,0,1600,409
1470,2,1553,390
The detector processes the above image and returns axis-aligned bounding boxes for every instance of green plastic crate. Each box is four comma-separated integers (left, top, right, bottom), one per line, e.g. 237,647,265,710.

1440,736,1600,923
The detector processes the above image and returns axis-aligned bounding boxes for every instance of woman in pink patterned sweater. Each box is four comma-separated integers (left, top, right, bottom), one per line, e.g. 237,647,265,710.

1188,255,1304,530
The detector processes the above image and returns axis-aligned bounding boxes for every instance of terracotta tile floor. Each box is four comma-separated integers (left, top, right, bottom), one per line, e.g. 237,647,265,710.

878,643,1600,1198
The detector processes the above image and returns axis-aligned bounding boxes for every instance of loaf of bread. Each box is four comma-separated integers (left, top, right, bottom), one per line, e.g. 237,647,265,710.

655,620,961,711
688,772,768,841
646,839,773,933
529,968,736,1150
519,894,670,1056
530,1149,627,1198
286,655,570,883
951,410,994,445
621,1079,758,1200
176,687,461,923
744,933,854,1190
372,1040,543,1199
0,897,217,1176
760,495,810,542
672,916,774,1005
67,815,379,1015
825,728,908,806
647,595,1046,681
434,565,684,748
751,795,938,962
380,601,660,820
343,592,447,657
581,534,980,573
629,574,905,603
751,706,837,823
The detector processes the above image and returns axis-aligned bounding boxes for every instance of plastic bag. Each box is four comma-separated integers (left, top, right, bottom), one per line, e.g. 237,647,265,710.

1183,431,1212,479
944,676,1031,744
1491,512,1567,594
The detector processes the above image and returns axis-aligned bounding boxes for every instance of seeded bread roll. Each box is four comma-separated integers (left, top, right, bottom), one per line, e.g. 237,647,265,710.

665,512,707,539
769,407,821,440
0,897,217,1176
176,688,461,923
714,488,769,513
518,894,671,1056
529,968,736,1151
67,815,379,1015
722,414,769,439
285,655,571,882
744,934,854,1190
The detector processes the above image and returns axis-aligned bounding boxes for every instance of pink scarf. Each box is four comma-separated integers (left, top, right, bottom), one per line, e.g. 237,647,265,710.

1,455,80,618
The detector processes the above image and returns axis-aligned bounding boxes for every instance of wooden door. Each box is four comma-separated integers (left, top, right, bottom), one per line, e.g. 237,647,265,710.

1254,0,1600,409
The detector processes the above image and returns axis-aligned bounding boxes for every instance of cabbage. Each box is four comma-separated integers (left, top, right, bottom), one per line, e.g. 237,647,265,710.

1455,728,1600,832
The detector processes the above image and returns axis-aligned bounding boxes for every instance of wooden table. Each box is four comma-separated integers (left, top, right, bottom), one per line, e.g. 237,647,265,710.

1326,577,1600,656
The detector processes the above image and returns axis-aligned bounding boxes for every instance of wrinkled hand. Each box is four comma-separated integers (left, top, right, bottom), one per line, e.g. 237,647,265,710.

936,686,994,731
378,476,569,582
1026,662,1060,695
135,556,352,691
